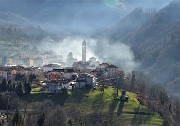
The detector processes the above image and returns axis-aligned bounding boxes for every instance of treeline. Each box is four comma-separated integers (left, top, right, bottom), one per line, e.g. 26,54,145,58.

125,72,180,126
0,21,58,43
10,100,67,126
0,73,36,97
8,100,118,126
0,23,26,41
0,78,31,97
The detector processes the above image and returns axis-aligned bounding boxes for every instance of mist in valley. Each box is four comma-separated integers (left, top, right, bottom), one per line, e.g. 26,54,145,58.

1,1,180,126
1,0,180,95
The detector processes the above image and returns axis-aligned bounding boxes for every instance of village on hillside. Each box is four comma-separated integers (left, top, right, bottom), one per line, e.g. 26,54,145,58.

0,41,165,126
0,40,125,95
0,40,135,125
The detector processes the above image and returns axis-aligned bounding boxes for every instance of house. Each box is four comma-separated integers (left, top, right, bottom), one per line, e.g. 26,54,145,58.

11,68,17,75
88,57,100,69
13,65,24,74
0,68,8,80
48,78,69,94
73,61,90,73
95,63,110,77
8,67,17,80
48,83,60,93
47,70,63,82
46,69,72,94
46,68,76,82
90,70,97,77
105,64,119,78
31,67,43,76
43,63,63,72
97,63,109,70
63,68,76,80
76,79,86,88
44,55,60,65
75,73,96,88
21,68,33,76
0,67,17,80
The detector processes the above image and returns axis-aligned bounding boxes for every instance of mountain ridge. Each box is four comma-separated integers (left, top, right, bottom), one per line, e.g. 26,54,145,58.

100,1,180,94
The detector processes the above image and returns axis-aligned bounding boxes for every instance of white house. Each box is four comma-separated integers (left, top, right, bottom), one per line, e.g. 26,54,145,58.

75,73,96,88
88,57,100,69
48,82,69,94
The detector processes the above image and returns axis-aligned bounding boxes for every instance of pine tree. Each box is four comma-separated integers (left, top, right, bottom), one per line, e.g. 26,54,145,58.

0,78,7,92
37,113,45,126
15,73,21,81
67,119,73,126
15,73,25,81
12,110,21,126
15,83,23,97
6,80,12,91
11,83,16,92
29,74,36,83
24,80,31,95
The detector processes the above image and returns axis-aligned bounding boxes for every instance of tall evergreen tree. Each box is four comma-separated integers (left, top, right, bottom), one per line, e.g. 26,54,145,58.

24,80,31,95
37,113,45,126
15,83,23,97
6,80,12,91
15,73,21,81
12,110,21,126
0,78,7,92
29,74,36,83
11,83,16,92
15,73,25,81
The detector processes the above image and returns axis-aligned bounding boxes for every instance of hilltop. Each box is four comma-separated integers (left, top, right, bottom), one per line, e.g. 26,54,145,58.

24,87,163,126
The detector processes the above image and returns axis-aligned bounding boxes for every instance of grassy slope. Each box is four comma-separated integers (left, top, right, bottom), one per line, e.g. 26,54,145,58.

66,87,163,126
29,87,163,126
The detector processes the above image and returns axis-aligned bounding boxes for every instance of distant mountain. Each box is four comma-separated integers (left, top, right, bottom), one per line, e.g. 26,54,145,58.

0,11,31,26
98,7,157,42
106,1,180,96
0,0,124,35
128,1,180,83
101,1,180,85
0,0,171,35
167,77,180,96
0,22,26,41
0,20,59,43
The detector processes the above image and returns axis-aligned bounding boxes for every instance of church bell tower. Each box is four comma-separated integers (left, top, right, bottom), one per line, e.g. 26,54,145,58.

82,40,86,62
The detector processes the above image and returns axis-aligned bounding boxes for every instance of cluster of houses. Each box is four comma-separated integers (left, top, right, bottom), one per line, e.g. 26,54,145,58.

0,62,121,94
0,66,43,81
43,62,121,94
45,68,96,93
